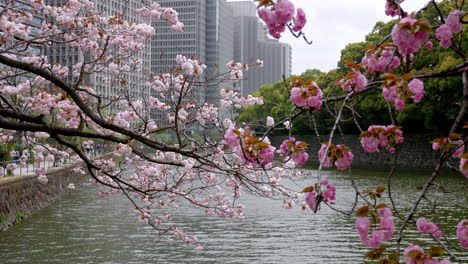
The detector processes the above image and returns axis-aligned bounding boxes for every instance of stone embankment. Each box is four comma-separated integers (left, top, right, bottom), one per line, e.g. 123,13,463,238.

0,167,86,230
273,134,441,169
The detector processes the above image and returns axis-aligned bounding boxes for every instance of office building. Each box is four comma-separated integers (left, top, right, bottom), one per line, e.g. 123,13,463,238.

44,0,153,107
228,0,292,96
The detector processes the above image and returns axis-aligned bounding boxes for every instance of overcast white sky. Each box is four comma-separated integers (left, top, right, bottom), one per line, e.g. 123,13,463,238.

272,0,432,74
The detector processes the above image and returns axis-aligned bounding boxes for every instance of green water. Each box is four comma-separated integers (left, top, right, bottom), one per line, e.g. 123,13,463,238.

0,168,466,263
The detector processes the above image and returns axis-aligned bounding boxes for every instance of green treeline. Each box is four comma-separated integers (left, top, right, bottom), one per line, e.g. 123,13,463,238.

238,0,467,136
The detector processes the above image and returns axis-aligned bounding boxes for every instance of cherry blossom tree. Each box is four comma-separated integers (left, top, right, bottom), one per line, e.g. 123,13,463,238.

0,0,467,262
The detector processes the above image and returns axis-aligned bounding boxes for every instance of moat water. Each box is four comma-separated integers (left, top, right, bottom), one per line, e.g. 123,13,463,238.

0,168,466,263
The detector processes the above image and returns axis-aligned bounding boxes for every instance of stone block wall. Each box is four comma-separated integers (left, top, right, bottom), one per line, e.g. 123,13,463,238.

0,167,87,230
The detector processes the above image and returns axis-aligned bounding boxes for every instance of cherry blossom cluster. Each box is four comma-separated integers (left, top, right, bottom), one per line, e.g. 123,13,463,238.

458,220,468,248
279,138,309,166
361,44,400,73
436,10,464,48
431,134,465,158
460,158,468,178
304,179,337,212
176,55,207,76
289,77,323,110
391,16,431,56
355,207,395,248
224,127,276,167
416,218,442,238
403,244,452,264
0,6,32,41
381,74,425,111
226,60,249,82
6,163,17,172
121,152,248,242
12,143,70,184
431,134,467,178
336,71,368,92
256,0,306,39
385,1,399,17
220,88,264,109
196,103,219,126
318,143,353,170
137,3,185,32
360,125,404,153
0,129,15,143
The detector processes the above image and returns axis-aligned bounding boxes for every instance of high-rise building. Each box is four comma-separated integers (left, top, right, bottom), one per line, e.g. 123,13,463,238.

44,0,153,107
205,0,234,106
228,1,292,95
151,0,207,77
151,0,236,108
150,0,208,124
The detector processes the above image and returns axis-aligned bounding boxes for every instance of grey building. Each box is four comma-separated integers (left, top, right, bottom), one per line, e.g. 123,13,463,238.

151,0,235,108
205,0,234,106
228,0,292,95
151,0,207,77
44,0,152,108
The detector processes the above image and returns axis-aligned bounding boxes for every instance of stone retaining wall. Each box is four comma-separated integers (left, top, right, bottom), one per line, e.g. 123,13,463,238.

0,167,87,230
272,134,441,169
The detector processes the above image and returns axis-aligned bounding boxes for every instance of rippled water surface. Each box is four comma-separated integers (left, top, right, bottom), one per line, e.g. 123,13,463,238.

0,168,467,264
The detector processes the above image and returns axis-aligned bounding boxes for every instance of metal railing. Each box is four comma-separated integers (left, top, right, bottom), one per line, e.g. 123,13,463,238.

0,156,72,177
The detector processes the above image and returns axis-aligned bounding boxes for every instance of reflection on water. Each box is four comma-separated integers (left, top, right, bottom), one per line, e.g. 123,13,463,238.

0,168,466,264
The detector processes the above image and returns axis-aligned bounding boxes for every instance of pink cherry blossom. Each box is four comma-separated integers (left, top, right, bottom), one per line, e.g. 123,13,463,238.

356,217,371,232
6,163,17,171
452,140,464,158
291,152,309,167
361,136,380,152
367,230,385,248
459,158,468,178
382,77,425,111
318,144,331,168
338,71,368,92
391,17,430,56
292,8,307,32
360,125,404,153
279,138,309,166
436,24,453,48
416,218,442,238
408,78,425,103
37,174,48,184
426,41,433,50
446,10,463,33
403,243,425,264
378,207,393,218
289,81,323,110
385,1,399,17
356,207,394,248
457,219,468,248
46,154,55,162
334,151,353,170
304,191,317,211
258,146,275,166
257,0,306,38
